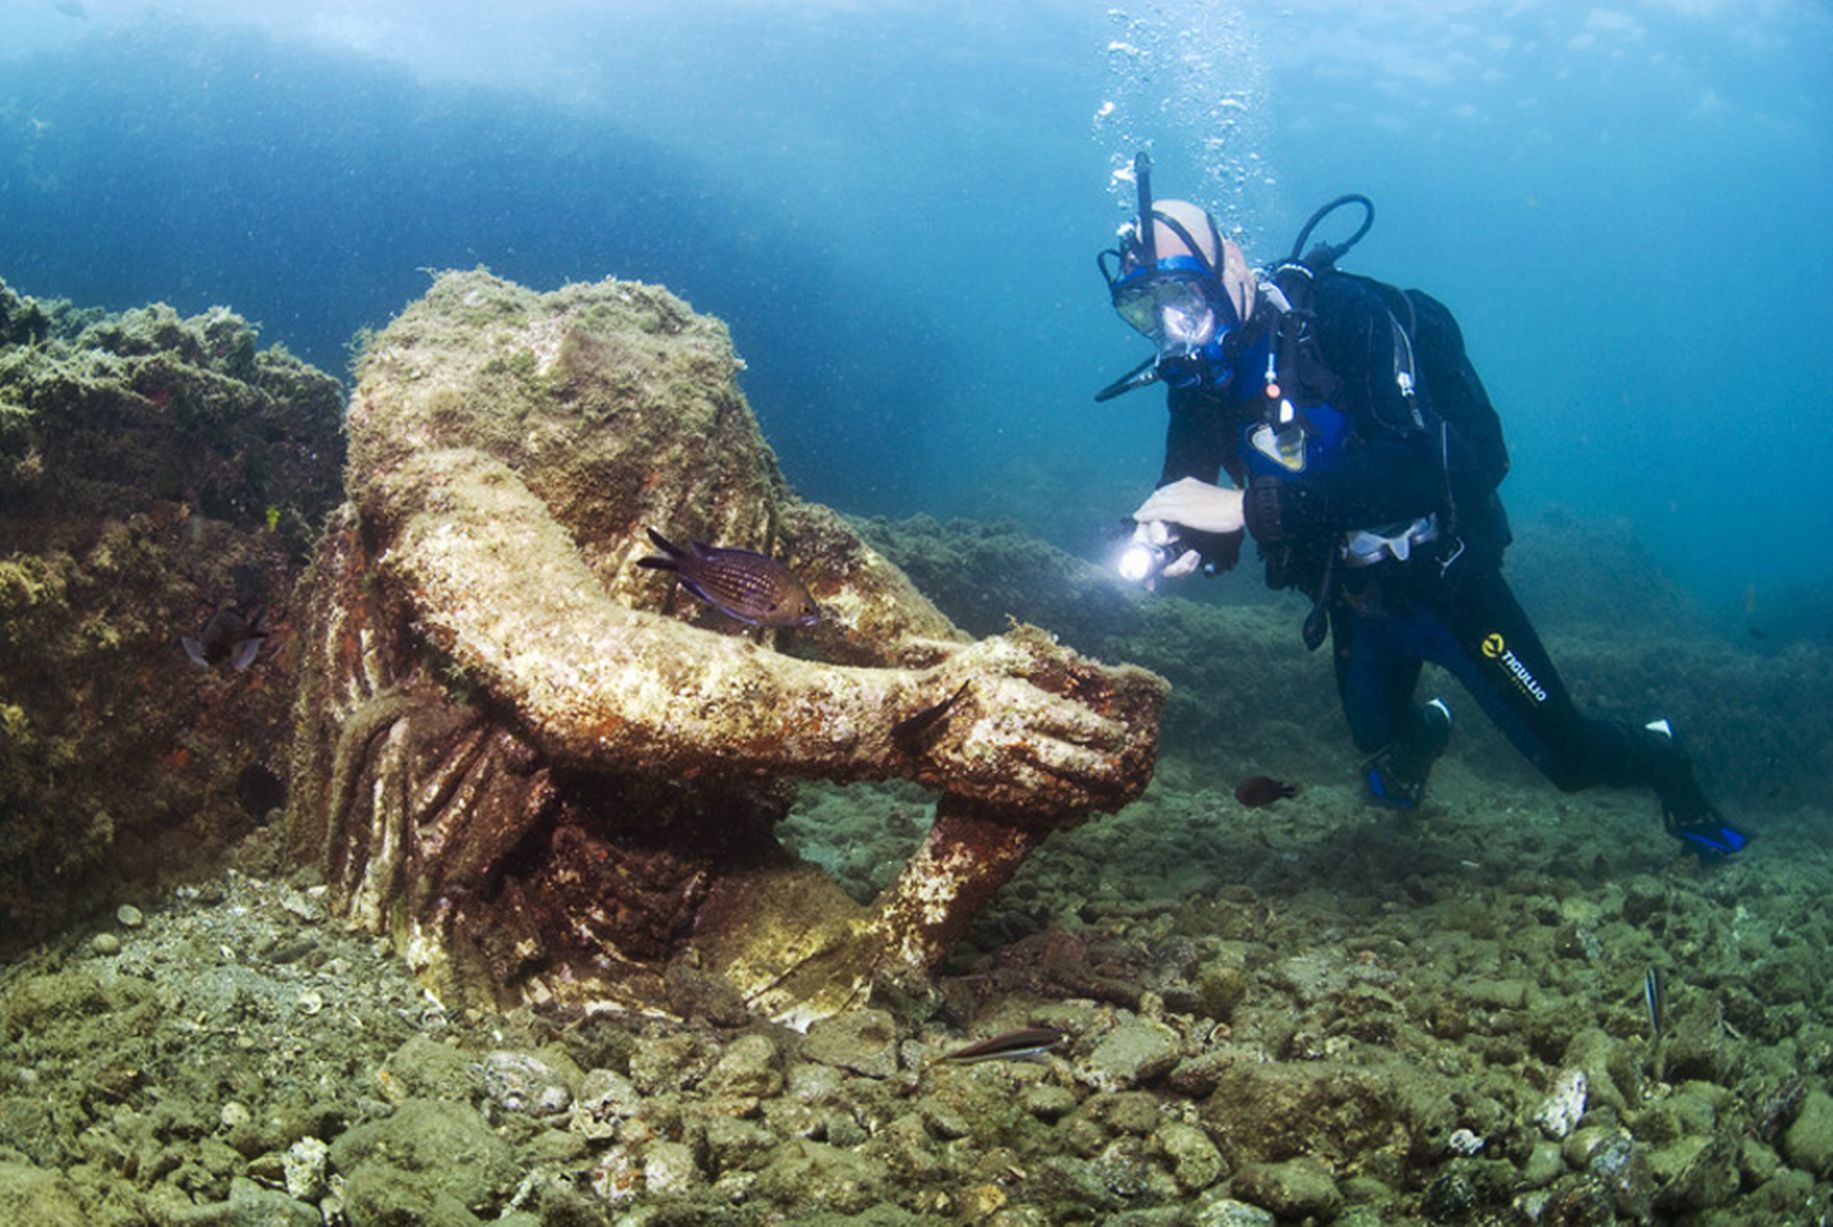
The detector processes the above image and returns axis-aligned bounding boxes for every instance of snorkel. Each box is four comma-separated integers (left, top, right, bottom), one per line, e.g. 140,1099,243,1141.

1132,151,1157,264
1095,152,1164,402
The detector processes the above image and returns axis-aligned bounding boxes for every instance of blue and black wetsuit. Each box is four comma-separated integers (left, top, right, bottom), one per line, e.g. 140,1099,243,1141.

1159,271,1730,843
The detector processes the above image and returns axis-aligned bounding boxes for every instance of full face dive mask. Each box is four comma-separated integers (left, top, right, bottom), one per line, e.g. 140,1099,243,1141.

1096,153,1243,399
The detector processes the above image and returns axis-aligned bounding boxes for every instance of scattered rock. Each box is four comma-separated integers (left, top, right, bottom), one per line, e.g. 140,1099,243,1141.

1665,1001,1737,1083
1653,1131,1739,1213
89,933,121,956
1081,1016,1182,1090
1534,1068,1588,1139
0,1160,88,1227
1231,1157,1343,1220
1029,1153,1124,1215
803,1008,899,1079
1193,960,1249,1021
704,1116,778,1176
1166,1049,1231,1098
116,904,145,929
170,1175,321,1227
756,1139,886,1215
1022,1083,1078,1122
1520,1139,1565,1188
329,1099,515,1215
785,1060,844,1104
480,1050,573,1117
1783,1089,1833,1178
1155,1120,1225,1191
379,1035,482,1105
641,1139,704,1196
703,1032,782,1099
662,959,751,1027
1190,1192,1276,1226
281,1136,329,1202
1572,1127,1656,1219
341,1162,484,1227
629,1032,713,1093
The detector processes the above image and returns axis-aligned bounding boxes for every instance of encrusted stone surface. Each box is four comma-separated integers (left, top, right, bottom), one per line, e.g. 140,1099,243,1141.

0,276,344,950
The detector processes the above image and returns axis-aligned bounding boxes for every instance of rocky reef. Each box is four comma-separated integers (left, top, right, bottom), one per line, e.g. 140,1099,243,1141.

283,270,1164,1023
0,276,344,951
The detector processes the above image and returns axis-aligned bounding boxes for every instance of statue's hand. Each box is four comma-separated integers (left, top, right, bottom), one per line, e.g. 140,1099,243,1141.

894,629,1163,815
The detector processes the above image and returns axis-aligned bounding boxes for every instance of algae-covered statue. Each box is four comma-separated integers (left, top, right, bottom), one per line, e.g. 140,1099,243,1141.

285,270,1165,1024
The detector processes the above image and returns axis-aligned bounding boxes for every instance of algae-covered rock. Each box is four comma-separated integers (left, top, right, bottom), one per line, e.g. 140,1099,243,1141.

377,1033,482,1105
803,1007,900,1079
0,275,343,950
328,1098,516,1217
1081,1016,1183,1090
1155,1120,1226,1192
755,1138,887,1214
1230,1156,1344,1220
0,1159,88,1227
1191,1193,1276,1227
1782,1088,1833,1177
284,269,1165,1023
169,1175,321,1227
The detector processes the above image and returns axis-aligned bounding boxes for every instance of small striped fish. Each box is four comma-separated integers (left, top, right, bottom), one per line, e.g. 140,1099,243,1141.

638,527,820,629
1644,965,1666,1040
936,1025,1067,1065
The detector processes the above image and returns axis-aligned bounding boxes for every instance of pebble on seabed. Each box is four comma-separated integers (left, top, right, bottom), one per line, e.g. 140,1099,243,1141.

116,904,145,928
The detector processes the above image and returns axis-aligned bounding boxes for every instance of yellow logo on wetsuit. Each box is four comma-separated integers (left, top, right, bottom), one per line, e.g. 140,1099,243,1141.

1482,631,1548,703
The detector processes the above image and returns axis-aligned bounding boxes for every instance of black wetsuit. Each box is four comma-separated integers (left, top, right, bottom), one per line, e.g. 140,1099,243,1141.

1158,270,1720,829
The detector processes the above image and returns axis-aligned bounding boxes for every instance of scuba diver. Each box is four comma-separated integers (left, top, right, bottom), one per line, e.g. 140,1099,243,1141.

1098,153,1749,858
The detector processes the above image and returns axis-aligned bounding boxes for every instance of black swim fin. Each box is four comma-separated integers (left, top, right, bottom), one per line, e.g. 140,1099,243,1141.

1642,719,1751,859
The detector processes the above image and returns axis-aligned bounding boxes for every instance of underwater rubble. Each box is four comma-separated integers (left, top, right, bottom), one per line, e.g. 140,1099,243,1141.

4,765,1833,1224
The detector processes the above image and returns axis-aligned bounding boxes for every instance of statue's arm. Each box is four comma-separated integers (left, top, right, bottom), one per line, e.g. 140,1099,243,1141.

361,450,1162,813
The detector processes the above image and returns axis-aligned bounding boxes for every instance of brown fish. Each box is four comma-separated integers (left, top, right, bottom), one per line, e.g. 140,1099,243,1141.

1234,776,1298,808
936,1025,1067,1064
182,595,268,671
891,681,970,752
638,527,821,629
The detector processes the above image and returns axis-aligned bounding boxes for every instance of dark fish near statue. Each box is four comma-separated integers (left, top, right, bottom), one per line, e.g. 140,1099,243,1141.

1234,776,1298,808
638,527,821,629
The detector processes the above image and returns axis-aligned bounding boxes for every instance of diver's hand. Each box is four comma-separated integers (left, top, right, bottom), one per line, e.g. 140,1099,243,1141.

1121,520,1195,586
1132,477,1244,535
1159,549,1201,581
897,631,1156,814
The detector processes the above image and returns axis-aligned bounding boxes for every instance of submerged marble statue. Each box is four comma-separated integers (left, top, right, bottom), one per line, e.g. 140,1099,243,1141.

284,270,1164,1024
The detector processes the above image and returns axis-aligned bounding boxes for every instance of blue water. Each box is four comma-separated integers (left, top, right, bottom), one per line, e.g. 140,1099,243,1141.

3,0,1829,619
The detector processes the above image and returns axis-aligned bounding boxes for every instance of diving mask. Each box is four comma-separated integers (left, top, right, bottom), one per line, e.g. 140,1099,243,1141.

1110,256,1227,353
